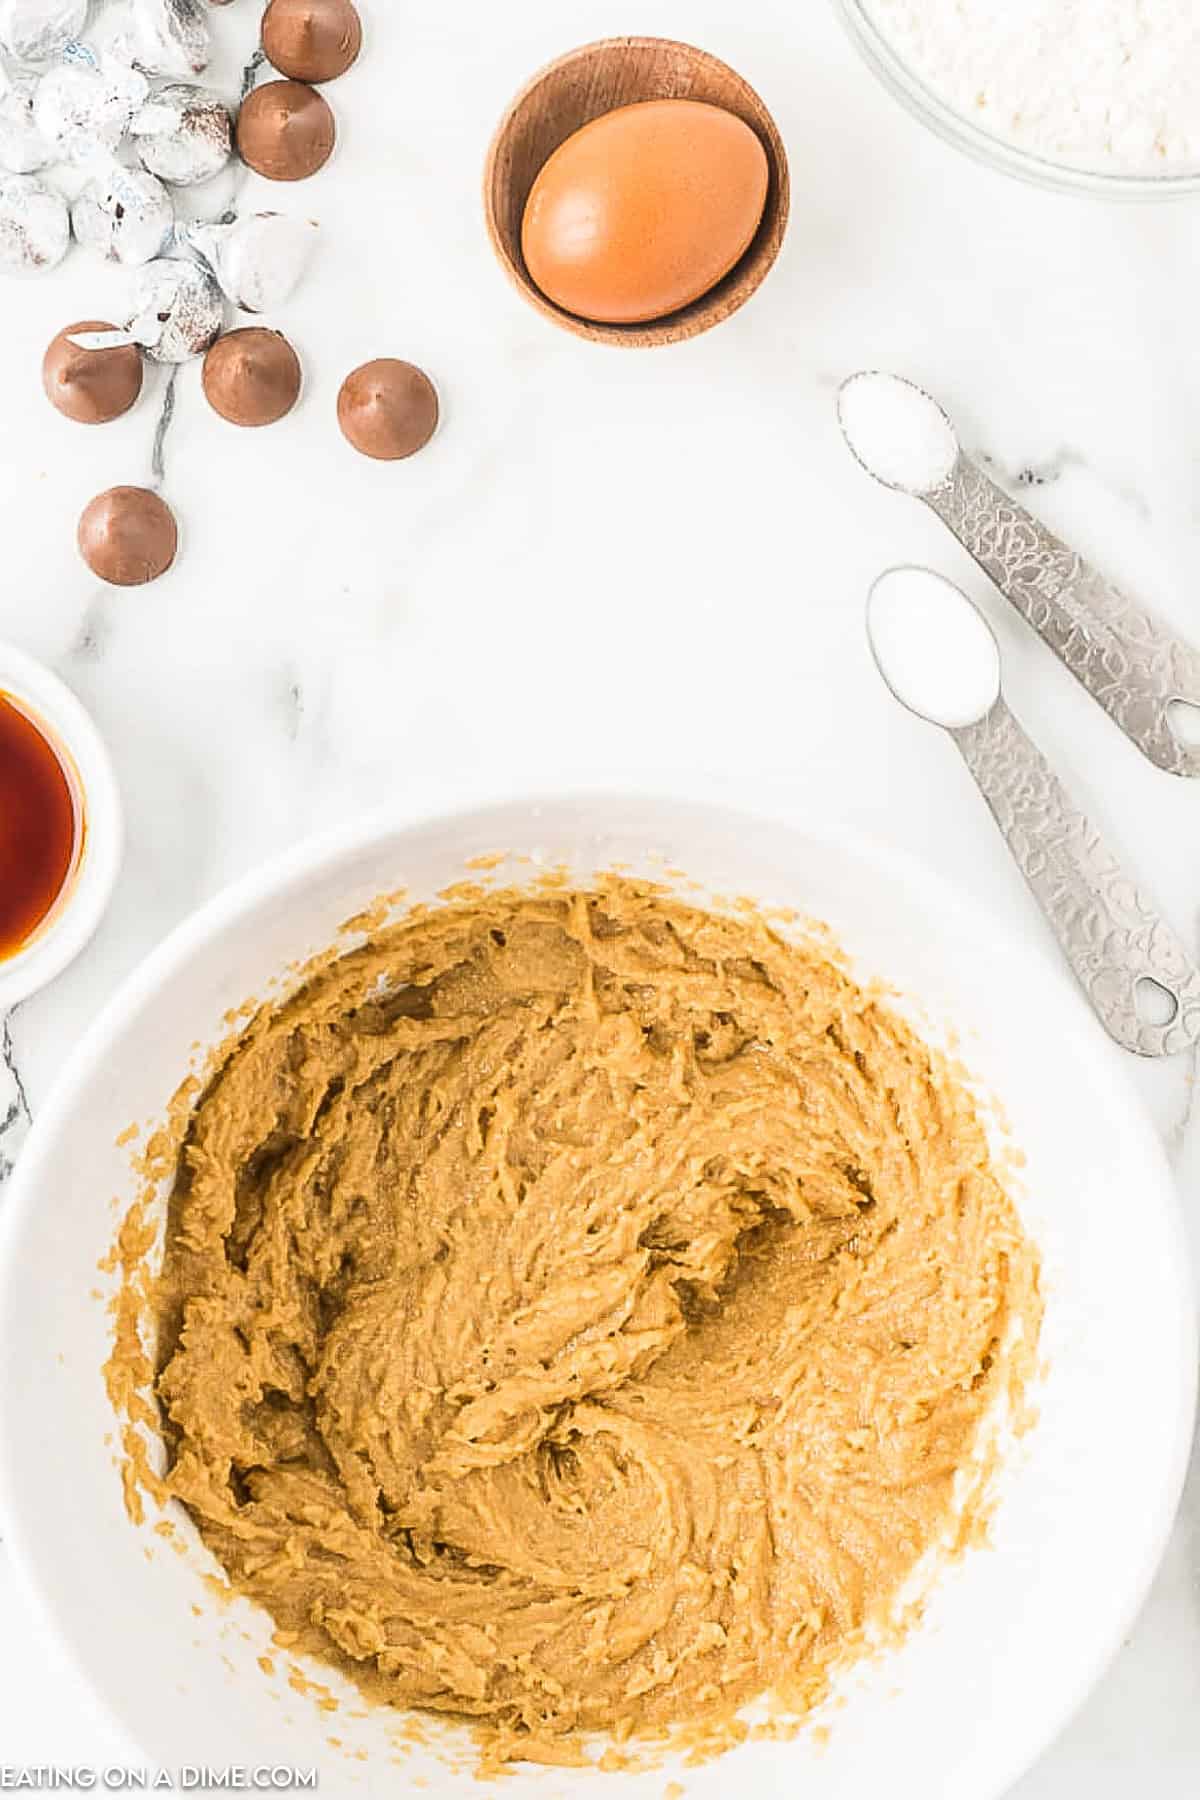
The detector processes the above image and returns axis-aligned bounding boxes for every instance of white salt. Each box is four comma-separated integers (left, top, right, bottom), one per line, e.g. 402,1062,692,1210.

868,567,1001,730
838,372,959,496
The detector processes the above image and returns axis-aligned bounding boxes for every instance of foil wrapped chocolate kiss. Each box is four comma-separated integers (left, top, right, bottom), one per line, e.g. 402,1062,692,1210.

71,256,223,361
130,80,233,186
0,0,89,66
0,66,54,173
33,45,149,165
182,210,317,312
70,160,173,265
0,170,69,273
122,0,210,78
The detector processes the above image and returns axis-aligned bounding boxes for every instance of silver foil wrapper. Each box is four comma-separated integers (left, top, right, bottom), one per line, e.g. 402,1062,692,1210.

127,254,223,359
130,80,231,184
0,0,89,65
34,46,148,164
0,170,68,272
71,257,222,358
0,65,54,172
125,0,209,77
183,210,317,313
71,160,173,263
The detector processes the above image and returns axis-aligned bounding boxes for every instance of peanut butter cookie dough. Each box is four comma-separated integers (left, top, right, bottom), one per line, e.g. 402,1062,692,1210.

145,882,1041,1761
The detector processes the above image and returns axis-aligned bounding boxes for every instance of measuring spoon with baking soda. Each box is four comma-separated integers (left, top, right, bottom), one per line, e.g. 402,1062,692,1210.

840,372,1200,777
868,567,1200,1057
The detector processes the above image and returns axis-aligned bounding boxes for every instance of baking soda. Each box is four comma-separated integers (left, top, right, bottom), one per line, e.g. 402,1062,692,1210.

868,568,1001,731
838,372,959,495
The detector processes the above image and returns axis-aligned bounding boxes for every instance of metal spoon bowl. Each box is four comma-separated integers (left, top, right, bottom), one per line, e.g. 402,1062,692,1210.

844,372,1200,777
869,567,1200,1057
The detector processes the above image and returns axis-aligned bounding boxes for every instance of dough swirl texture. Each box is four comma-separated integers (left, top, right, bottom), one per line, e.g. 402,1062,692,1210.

151,883,1040,1757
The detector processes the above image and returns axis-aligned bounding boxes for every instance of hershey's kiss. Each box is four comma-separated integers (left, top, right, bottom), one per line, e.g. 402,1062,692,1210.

128,254,223,360
125,0,209,78
130,81,232,185
78,484,178,585
202,327,301,426
0,171,69,274
71,161,173,264
33,48,148,165
0,65,54,173
261,0,361,84
182,210,317,312
0,0,89,66
236,77,334,181
43,319,144,422
74,255,223,360
337,359,439,461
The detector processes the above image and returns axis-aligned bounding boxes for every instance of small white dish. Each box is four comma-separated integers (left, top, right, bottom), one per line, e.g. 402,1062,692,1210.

0,642,123,1009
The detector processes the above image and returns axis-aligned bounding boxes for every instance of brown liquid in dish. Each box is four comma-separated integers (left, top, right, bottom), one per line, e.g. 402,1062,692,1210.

0,693,77,959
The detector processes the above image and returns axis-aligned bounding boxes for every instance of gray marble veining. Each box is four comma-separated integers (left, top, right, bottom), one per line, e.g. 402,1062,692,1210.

0,1012,30,1190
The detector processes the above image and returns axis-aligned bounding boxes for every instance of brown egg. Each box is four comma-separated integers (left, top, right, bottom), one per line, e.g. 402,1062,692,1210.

521,99,769,327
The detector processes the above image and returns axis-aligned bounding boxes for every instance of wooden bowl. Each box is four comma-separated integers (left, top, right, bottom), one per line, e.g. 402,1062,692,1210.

484,37,791,348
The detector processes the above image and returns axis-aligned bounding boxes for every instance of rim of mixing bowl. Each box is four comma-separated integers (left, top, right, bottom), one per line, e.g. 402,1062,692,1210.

0,785,1194,1799
831,0,1200,199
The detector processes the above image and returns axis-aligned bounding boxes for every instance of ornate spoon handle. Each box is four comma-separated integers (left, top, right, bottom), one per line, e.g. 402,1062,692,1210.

952,698,1200,1056
928,456,1200,777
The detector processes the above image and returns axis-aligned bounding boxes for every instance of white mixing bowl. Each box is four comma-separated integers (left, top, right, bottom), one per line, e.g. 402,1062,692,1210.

0,792,1195,1800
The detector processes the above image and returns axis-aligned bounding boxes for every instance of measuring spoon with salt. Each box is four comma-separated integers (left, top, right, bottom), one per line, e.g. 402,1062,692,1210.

868,566,1200,1057
840,372,1200,778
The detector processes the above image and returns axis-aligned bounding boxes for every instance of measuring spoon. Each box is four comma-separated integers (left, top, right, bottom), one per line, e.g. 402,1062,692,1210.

867,566,1200,1057
840,372,1200,778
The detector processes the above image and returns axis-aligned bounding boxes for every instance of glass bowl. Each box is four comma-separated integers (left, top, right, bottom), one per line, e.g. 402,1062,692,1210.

831,0,1200,198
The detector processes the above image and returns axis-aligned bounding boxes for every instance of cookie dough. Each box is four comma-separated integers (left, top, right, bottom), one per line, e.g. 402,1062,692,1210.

151,882,1040,1757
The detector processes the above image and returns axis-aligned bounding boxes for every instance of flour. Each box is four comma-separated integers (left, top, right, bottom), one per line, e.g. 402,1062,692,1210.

862,0,1200,173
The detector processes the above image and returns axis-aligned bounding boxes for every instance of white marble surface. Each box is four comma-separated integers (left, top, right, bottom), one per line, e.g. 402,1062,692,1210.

1,0,1199,1789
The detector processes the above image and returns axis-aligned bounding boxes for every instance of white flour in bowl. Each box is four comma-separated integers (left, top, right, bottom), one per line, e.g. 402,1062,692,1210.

861,0,1200,174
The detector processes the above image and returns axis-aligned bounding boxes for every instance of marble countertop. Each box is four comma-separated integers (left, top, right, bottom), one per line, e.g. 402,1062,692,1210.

1,0,1198,1790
